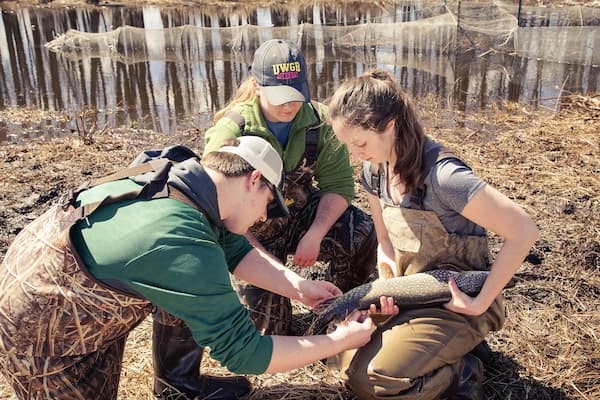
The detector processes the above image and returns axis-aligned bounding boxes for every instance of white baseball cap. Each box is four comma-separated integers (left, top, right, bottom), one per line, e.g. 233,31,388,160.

219,136,289,218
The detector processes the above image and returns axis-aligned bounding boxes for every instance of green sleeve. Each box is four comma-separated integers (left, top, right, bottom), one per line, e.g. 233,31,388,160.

204,117,242,155
126,244,272,375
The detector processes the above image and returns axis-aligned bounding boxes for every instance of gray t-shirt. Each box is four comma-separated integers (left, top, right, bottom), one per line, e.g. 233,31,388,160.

361,140,486,236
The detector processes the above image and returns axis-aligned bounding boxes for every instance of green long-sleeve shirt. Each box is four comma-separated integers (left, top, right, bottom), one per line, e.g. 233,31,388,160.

204,98,355,203
70,178,273,374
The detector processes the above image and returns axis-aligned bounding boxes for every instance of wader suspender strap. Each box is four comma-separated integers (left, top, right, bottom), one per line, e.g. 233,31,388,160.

366,146,458,208
370,164,383,198
410,146,459,210
224,100,322,168
304,100,322,168
60,158,202,231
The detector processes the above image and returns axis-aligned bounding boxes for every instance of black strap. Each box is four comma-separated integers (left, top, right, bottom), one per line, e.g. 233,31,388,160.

59,158,205,231
370,163,383,197
410,146,461,210
303,101,323,168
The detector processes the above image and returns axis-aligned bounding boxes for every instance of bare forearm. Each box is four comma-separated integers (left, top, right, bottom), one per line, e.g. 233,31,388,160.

266,334,343,373
476,226,539,310
308,192,348,238
266,314,374,373
234,248,304,301
244,231,270,254
462,185,540,312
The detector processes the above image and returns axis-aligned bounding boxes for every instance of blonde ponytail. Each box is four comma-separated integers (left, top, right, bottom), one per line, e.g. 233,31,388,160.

213,77,257,124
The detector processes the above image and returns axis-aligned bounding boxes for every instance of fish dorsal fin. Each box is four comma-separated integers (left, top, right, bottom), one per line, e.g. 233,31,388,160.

377,262,396,280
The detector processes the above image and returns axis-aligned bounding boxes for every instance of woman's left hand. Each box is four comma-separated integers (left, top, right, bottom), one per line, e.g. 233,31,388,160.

368,296,399,315
444,277,488,316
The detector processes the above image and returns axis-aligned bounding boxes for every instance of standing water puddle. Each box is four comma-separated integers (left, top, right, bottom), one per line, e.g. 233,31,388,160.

0,0,598,143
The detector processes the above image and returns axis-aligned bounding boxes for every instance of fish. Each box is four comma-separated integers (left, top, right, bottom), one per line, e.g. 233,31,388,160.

307,269,489,335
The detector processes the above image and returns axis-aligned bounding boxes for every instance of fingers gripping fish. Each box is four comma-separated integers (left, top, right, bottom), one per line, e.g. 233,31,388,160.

307,269,489,335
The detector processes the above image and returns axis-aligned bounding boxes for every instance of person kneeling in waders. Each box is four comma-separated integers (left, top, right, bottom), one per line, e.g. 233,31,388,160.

0,136,395,400
326,69,540,400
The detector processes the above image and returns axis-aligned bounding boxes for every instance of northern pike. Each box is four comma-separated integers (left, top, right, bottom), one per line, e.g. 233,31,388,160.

307,269,489,335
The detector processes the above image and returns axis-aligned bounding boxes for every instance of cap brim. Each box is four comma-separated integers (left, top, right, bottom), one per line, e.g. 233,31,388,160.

261,84,309,106
267,186,290,219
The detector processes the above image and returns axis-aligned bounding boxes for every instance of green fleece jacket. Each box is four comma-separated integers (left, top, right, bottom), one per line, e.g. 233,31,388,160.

204,98,355,203
70,179,273,375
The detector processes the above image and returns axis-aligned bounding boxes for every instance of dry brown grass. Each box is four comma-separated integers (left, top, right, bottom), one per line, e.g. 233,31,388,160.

0,95,598,399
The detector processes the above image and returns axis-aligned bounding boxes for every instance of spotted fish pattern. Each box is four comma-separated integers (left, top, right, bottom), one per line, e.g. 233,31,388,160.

308,269,489,334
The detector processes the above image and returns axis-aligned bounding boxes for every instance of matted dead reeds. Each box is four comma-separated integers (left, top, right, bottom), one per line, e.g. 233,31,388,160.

0,95,598,399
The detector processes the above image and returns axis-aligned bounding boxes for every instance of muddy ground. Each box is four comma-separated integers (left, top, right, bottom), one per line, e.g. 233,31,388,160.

0,93,598,399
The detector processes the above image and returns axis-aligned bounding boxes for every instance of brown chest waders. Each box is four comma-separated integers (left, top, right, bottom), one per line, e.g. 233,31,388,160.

330,150,505,400
229,106,377,336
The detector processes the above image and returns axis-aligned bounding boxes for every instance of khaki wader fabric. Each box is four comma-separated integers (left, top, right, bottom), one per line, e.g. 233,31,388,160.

331,203,505,400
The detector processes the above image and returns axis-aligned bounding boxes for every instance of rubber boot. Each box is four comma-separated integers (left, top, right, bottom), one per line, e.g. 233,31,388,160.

442,353,484,400
152,320,251,399
469,340,492,364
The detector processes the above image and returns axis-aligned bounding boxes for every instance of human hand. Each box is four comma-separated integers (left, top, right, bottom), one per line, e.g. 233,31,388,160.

330,310,374,350
444,277,488,316
368,296,399,316
297,279,342,309
293,230,322,267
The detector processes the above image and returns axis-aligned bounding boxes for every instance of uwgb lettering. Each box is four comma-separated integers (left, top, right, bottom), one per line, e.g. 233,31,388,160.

272,62,301,80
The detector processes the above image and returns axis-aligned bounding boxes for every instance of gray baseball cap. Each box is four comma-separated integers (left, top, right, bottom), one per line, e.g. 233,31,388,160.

219,136,289,218
251,39,310,106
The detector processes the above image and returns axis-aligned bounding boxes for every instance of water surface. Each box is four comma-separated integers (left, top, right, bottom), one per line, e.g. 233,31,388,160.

0,1,598,143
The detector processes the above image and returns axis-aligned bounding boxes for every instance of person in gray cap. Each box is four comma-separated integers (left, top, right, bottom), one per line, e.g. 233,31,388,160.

203,38,378,337
0,136,391,400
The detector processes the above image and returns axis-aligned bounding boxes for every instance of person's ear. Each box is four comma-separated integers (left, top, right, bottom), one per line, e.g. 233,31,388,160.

251,79,261,96
248,170,262,190
386,118,395,131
